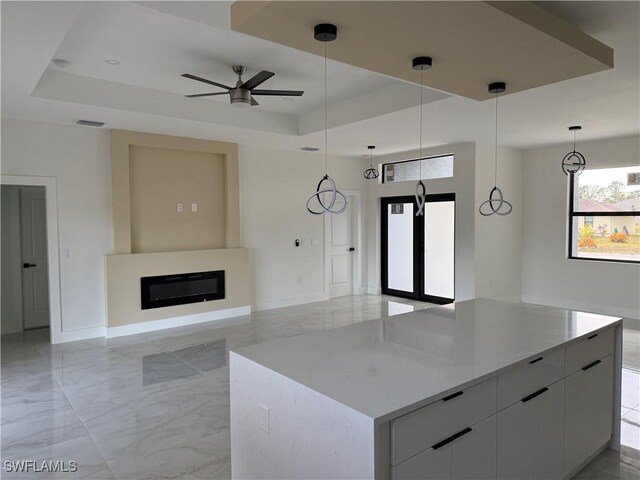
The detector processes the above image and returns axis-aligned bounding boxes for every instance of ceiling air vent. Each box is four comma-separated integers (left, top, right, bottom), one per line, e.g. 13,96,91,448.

76,120,105,127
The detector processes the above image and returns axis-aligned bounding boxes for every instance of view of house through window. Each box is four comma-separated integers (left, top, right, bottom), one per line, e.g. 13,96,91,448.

570,166,640,262
382,154,454,183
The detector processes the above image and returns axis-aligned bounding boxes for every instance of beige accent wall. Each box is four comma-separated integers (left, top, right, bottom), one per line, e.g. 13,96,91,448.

129,145,226,253
105,248,253,327
111,130,240,253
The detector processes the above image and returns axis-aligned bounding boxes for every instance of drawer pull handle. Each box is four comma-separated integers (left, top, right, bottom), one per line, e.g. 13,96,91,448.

521,387,549,403
582,359,601,371
442,391,463,402
529,357,544,365
432,427,473,451
588,333,598,340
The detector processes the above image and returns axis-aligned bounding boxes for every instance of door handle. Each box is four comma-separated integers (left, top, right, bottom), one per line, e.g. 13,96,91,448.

348,247,355,252
23,263,37,268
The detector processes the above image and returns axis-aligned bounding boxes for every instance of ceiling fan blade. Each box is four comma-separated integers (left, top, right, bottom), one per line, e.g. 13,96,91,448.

185,92,229,98
181,73,231,90
241,70,275,90
251,96,259,106
251,89,304,96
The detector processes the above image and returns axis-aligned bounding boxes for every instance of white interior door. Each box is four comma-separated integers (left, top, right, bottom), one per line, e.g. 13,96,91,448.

329,195,355,298
20,187,50,329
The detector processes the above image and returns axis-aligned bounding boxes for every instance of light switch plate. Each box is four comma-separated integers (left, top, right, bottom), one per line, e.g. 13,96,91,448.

191,203,197,212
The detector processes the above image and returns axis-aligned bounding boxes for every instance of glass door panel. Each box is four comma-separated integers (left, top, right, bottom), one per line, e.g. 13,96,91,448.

423,201,455,302
386,202,415,294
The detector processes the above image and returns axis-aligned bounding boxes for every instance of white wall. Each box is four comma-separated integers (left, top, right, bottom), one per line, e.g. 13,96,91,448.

475,145,524,301
239,145,368,310
366,142,477,301
522,135,640,319
1,118,113,333
1,185,23,334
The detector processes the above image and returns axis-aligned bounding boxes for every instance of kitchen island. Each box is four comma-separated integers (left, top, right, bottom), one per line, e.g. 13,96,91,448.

230,299,622,480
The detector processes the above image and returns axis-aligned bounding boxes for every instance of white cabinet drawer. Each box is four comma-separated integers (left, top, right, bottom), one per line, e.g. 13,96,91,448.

565,328,614,376
497,347,564,410
391,415,497,480
391,377,496,466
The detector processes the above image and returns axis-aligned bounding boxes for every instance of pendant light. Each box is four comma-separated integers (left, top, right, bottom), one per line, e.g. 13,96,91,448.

479,82,513,217
562,126,586,175
363,145,379,180
306,23,348,215
413,56,431,216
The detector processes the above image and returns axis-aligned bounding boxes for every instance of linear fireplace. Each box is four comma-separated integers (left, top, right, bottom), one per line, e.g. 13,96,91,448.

140,270,225,310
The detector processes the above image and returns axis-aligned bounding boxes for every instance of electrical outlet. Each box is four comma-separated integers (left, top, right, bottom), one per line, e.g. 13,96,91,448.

259,404,270,435
177,203,183,212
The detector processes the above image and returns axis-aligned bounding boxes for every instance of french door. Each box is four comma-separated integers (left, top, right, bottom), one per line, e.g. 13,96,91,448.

381,194,455,304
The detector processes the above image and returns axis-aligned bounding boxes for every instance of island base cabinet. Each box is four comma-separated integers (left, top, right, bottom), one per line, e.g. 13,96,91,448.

391,416,497,480
564,354,614,477
497,380,564,480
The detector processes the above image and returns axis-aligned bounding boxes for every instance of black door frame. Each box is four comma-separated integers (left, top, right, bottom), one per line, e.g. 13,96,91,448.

381,193,455,304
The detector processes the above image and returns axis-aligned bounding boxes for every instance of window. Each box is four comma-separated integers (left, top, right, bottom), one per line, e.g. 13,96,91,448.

382,154,453,184
569,166,640,263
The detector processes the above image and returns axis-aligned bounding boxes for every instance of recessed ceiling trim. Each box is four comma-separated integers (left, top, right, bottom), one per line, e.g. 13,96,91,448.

231,1,614,101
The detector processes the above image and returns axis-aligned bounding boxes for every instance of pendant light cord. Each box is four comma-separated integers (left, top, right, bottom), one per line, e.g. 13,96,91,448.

419,69,424,179
573,129,577,153
324,41,328,177
494,90,499,187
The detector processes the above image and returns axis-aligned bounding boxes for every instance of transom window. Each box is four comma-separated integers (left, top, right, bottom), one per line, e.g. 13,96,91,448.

569,166,640,263
382,154,454,184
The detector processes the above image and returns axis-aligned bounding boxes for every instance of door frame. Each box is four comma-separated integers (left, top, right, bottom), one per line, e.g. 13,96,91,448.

381,193,455,304
1,175,62,343
324,189,363,297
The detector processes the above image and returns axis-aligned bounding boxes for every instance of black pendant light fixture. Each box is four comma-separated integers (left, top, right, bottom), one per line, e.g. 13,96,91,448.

562,126,586,175
306,23,348,215
479,82,513,217
363,145,379,180
413,56,431,216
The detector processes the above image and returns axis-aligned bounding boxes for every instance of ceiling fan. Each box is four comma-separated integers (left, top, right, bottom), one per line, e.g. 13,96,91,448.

182,65,304,108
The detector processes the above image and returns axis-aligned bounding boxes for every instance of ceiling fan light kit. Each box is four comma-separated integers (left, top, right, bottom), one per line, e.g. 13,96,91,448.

479,81,513,217
562,125,586,175
363,145,380,180
306,23,348,215
413,56,432,216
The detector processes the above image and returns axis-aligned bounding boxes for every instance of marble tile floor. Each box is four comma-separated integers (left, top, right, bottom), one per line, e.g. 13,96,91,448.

1,295,639,480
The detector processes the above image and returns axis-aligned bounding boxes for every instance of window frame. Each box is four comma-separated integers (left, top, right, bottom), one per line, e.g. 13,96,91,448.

381,153,454,184
568,172,640,264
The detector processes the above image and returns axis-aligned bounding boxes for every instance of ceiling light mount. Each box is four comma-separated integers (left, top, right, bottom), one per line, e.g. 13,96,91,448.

105,59,121,66
562,125,586,175
363,145,380,180
412,57,432,71
488,82,506,94
314,23,337,42
479,81,512,216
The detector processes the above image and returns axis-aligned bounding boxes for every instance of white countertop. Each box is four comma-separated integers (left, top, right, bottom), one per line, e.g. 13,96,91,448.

232,299,621,422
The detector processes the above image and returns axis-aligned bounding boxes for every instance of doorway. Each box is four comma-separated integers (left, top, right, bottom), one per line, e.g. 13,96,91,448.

1,185,50,334
1,175,61,343
325,191,362,298
381,194,455,304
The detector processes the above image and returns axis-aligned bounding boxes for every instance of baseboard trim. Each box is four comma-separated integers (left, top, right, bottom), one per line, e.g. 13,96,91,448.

255,292,329,311
106,306,252,338
366,286,381,296
55,327,106,343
